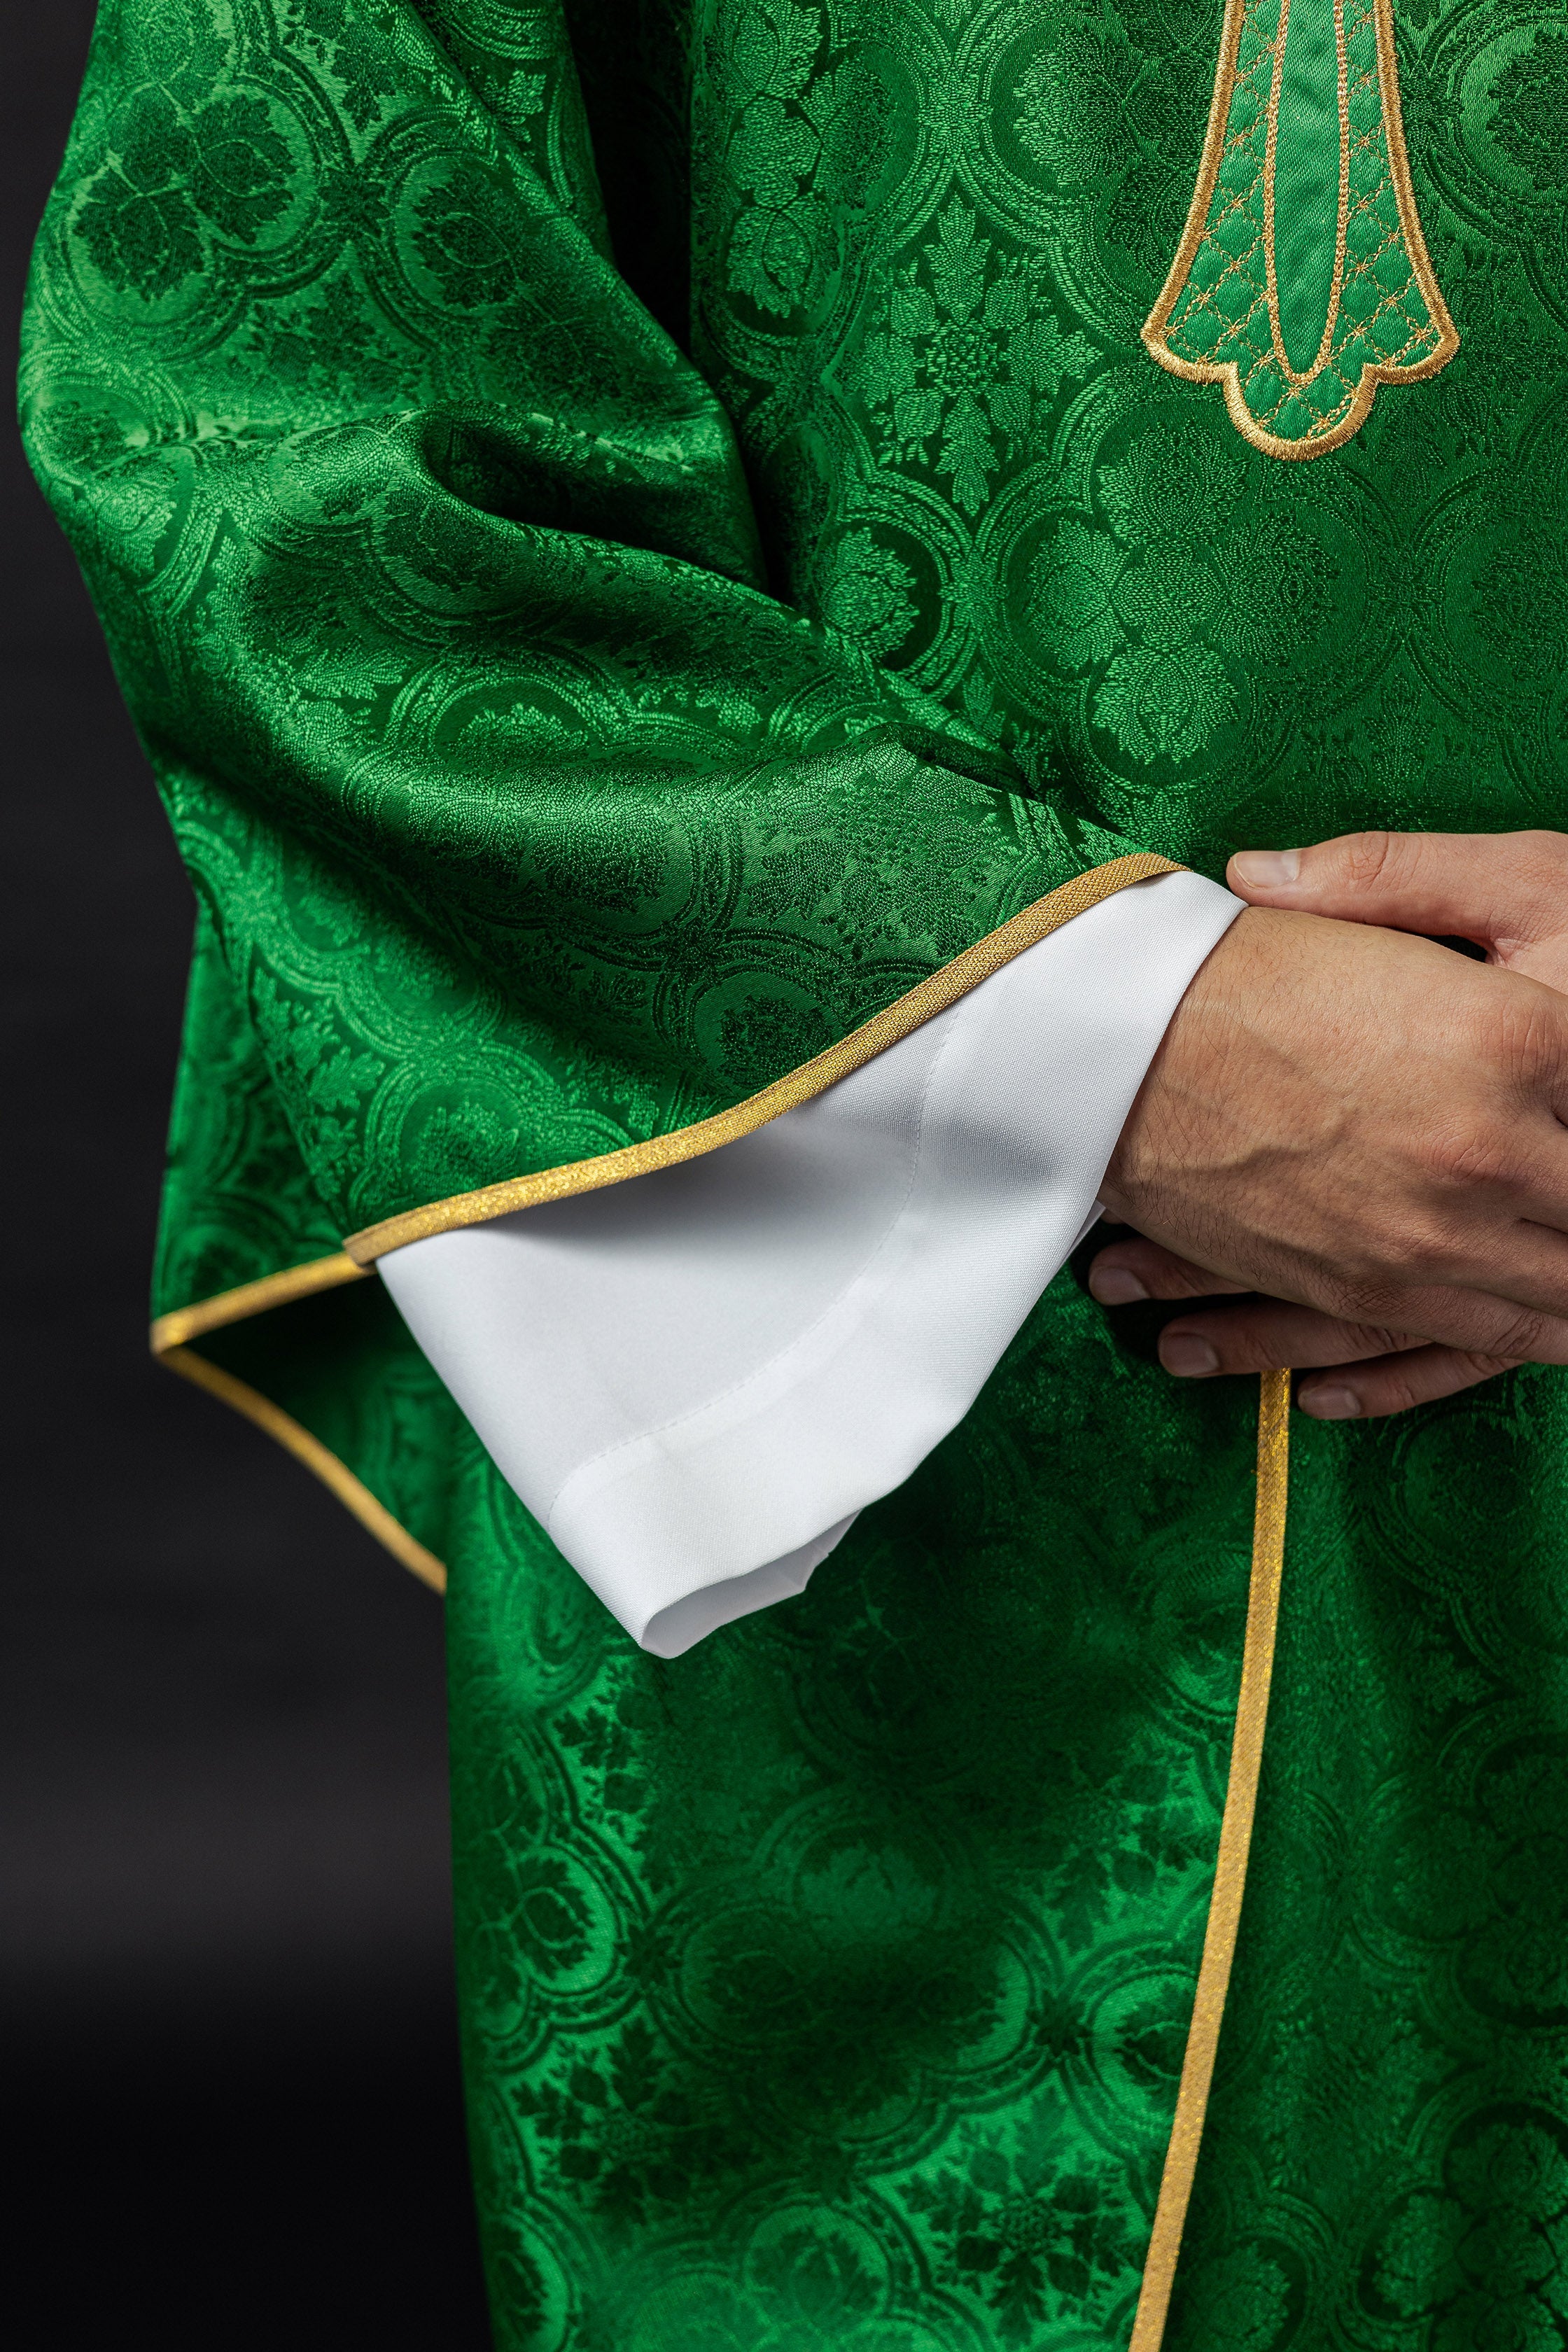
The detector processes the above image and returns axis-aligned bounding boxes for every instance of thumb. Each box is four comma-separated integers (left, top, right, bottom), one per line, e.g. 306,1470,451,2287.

1225,830,1568,948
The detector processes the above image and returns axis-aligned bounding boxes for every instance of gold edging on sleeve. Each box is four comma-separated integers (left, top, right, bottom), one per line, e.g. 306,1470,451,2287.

344,853,1181,1265
1128,1366,1291,2352
144,853,1179,1604
150,1250,370,1354
157,1343,447,1595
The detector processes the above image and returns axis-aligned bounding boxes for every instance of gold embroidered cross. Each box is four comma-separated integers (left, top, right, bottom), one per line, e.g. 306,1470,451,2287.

1143,0,1457,457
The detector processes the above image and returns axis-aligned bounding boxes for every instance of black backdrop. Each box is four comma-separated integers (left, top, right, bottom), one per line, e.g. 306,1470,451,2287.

4,13,491,2342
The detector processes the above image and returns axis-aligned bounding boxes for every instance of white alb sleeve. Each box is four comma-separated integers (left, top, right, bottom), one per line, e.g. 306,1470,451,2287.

380,867,1242,1656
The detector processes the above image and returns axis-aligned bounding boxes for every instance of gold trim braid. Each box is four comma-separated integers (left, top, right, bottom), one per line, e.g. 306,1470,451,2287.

345,853,1180,1264
151,1253,442,1592
1129,1367,1292,2351
146,853,1175,1602
151,1250,368,1353
148,1046,1292,2346
158,1343,447,1594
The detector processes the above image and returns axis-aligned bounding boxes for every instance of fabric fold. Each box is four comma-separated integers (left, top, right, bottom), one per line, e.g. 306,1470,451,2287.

381,869,1242,1651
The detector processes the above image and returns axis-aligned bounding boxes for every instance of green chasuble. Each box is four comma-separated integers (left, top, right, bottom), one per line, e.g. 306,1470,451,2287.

22,0,1568,2342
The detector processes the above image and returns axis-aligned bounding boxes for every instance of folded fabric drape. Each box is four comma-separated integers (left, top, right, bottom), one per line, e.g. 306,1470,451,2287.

21,0,1133,1267
31,6,1568,2352
383,869,1240,1651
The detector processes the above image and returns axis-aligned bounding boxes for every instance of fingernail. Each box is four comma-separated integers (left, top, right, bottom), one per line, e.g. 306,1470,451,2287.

1231,849,1301,888
1090,1266,1150,1305
1161,1332,1220,1377
1301,1384,1362,1420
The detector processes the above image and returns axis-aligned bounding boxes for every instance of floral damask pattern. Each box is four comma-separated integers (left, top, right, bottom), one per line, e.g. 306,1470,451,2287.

816,525,920,656
24,2,1568,2350
1028,426,1331,764
707,0,892,320
1366,2122,1568,2346
74,87,293,295
856,199,1095,517
1489,26,1568,197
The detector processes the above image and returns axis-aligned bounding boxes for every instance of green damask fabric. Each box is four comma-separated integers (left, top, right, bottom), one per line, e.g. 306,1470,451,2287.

22,0,1102,1266
1147,0,1458,450
22,0,1568,2345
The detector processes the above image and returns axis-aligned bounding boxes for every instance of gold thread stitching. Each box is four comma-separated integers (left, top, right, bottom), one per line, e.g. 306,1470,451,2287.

344,853,1180,1264
158,1343,447,1593
1261,0,1352,387
1143,0,1457,458
1128,1367,1292,2350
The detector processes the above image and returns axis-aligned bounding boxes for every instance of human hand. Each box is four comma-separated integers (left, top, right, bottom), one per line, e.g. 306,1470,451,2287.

1226,829,1568,996
1093,850,1568,1417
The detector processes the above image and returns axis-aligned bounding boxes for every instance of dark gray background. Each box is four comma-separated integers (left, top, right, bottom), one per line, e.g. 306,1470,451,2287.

4,10,491,2340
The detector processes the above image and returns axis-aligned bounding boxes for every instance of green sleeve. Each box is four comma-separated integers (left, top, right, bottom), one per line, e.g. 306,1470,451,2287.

21,0,1121,1267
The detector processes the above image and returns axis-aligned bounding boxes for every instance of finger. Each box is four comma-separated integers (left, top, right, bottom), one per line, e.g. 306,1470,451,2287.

1156,1299,1428,1380
1161,1282,1568,1371
1224,830,1568,948
1386,1240,1568,1347
1087,1235,1251,1307
1297,1346,1521,1422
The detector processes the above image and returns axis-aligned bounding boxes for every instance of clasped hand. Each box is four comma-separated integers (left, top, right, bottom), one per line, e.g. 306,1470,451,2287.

1091,831,1568,1419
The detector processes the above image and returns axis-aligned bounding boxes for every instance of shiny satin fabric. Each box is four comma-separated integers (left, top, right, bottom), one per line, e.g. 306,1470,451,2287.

22,1,1568,2345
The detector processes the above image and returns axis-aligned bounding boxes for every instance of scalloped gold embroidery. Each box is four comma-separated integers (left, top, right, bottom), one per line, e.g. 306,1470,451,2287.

1144,0,1457,458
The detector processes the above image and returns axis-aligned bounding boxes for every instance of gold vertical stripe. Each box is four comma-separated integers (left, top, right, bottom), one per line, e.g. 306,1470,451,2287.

159,1343,448,1594
1128,1366,1292,2352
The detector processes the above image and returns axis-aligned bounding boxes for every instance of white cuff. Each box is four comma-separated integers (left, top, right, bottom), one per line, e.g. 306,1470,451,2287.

380,868,1242,1653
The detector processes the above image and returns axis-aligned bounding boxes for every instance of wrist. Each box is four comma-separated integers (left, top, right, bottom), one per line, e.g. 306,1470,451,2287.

1100,906,1269,1224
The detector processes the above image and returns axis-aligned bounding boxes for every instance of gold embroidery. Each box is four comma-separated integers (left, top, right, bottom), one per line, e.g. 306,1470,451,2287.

1262,0,1352,392
1144,0,1457,458
1130,1368,1292,2348
344,853,1180,1264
